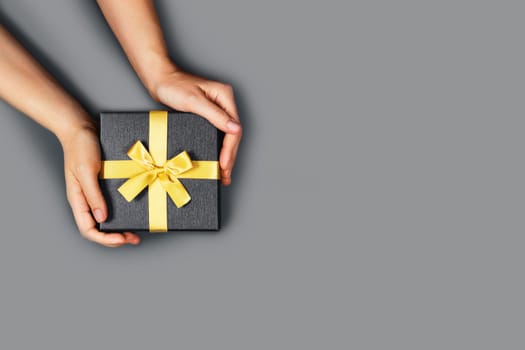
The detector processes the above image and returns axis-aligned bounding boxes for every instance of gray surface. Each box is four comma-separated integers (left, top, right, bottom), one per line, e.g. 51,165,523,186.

100,112,220,231
0,0,524,349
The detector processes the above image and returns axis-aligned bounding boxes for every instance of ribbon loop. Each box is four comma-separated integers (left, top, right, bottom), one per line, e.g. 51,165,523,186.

127,141,156,170
164,150,193,178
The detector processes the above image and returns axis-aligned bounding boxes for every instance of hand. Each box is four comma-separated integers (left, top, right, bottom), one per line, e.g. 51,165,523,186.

61,123,141,247
151,69,242,185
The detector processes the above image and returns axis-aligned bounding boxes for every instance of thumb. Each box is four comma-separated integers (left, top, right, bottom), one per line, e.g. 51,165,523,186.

76,165,107,223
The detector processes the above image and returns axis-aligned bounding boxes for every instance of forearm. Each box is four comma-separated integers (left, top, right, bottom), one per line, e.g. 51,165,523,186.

96,0,177,95
0,26,93,145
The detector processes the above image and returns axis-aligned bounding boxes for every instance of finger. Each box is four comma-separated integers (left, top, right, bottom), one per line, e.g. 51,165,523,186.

203,83,240,122
76,163,107,223
67,177,135,247
219,132,242,185
123,232,141,245
203,83,242,185
83,227,129,248
84,230,140,247
189,92,242,134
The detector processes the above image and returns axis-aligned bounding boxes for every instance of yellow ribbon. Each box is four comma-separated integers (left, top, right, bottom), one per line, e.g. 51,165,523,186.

100,110,220,232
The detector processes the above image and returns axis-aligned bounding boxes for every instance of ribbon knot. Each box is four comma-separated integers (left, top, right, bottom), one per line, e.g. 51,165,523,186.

118,141,194,208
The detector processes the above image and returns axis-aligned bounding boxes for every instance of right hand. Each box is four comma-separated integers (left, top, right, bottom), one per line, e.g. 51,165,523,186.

151,68,242,186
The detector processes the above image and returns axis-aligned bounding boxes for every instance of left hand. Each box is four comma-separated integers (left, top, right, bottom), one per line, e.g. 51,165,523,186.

150,69,242,186
61,123,141,247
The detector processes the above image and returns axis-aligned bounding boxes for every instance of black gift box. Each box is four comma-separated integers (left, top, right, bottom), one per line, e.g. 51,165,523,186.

99,111,220,231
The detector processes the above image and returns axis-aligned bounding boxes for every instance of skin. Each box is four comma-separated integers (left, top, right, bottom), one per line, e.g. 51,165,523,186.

0,0,242,247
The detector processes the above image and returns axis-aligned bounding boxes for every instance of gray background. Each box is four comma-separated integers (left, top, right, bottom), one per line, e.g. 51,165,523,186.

0,0,523,348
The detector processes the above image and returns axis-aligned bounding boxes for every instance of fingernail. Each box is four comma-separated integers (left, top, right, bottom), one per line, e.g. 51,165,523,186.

227,120,241,132
222,176,231,186
93,208,104,223
128,236,141,245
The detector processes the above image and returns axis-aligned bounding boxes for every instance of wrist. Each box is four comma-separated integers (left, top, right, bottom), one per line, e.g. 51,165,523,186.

56,112,96,149
137,52,179,99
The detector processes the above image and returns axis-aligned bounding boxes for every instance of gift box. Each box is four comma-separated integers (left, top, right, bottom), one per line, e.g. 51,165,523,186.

99,111,220,232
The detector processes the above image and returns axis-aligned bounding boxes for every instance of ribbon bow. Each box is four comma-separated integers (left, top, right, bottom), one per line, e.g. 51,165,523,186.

118,141,194,208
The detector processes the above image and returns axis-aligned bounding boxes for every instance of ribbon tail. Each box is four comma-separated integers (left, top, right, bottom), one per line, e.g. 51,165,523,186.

118,171,157,202
159,176,191,208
